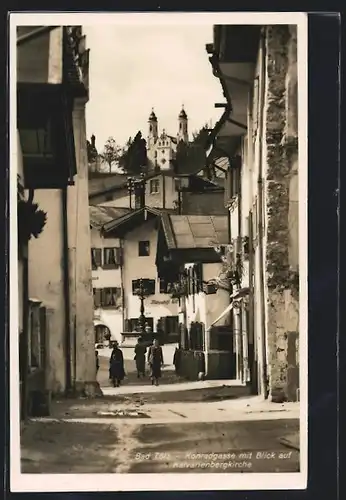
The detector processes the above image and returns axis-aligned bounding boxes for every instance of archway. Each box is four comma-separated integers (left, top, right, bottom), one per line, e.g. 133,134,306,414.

94,322,111,344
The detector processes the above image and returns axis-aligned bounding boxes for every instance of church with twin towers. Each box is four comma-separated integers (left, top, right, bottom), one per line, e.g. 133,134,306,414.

146,106,189,171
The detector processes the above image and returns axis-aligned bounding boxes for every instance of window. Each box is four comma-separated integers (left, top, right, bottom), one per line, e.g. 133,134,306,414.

161,316,179,334
103,288,120,307
103,247,121,269
91,248,102,270
125,317,154,332
159,278,174,294
93,287,121,308
132,279,156,296
150,179,160,194
138,240,150,257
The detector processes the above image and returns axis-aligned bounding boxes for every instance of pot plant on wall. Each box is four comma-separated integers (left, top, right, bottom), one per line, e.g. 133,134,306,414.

17,176,47,251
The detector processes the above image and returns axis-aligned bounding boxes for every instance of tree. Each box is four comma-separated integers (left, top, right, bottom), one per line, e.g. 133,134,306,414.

175,124,210,173
99,137,122,172
192,124,210,148
87,134,98,163
119,131,148,175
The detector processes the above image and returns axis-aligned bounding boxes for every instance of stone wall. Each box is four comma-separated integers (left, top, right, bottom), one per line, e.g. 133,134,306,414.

264,25,299,402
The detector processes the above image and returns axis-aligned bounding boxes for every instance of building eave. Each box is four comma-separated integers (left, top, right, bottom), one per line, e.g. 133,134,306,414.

102,206,162,236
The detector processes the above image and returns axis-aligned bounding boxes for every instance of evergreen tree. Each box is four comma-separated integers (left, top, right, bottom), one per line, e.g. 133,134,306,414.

119,131,148,175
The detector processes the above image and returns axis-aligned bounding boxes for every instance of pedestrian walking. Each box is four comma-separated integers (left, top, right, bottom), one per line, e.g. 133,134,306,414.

147,338,164,386
95,350,100,375
173,343,182,376
134,337,147,378
109,341,125,387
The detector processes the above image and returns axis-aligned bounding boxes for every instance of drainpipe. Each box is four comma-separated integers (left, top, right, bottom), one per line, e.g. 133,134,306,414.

257,28,269,399
162,175,166,209
62,186,72,393
120,238,126,331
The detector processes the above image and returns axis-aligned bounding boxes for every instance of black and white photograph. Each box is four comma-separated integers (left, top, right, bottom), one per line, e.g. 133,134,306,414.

10,12,307,492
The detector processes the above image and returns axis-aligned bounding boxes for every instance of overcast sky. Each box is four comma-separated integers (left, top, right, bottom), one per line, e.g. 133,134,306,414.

83,24,223,151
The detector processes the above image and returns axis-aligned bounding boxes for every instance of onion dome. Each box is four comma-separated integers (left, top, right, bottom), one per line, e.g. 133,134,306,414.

179,105,187,119
149,108,157,122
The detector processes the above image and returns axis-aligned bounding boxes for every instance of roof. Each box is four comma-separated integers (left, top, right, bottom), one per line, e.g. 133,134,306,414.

167,135,178,144
89,205,132,229
149,109,157,121
179,108,188,119
103,206,162,235
162,214,228,250
214,156,230,171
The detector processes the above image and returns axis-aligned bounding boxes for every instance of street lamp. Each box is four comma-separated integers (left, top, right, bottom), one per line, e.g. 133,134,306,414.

137,278,147,334
127,173,146,209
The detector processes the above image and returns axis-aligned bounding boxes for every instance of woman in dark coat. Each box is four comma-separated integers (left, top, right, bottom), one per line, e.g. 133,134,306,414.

134,337,147,378
109,341,125,387
173,343,182,376
147,339,164,386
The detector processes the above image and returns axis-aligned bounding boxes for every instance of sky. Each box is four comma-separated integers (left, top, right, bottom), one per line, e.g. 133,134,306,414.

83,24,224,152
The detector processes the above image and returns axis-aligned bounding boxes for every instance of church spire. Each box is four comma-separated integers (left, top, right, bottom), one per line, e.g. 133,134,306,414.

178,104,188,142
148,107,158,143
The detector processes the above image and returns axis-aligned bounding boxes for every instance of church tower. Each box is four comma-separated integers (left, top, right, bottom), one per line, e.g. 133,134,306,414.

177,105,188,143
148,108,158,148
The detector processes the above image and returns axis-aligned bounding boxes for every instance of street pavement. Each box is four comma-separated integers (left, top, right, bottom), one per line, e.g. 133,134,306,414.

21,380,300,473
21,343,300,474
97,344,180,389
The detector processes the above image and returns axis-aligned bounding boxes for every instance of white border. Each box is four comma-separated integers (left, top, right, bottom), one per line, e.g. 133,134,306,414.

9,11,308,492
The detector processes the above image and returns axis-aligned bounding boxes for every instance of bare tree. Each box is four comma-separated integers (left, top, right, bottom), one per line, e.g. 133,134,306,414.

99,137,122,172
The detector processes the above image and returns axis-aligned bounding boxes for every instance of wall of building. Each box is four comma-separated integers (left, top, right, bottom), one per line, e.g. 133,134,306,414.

68,98,97,394
181,191,226,215
90,227,123,342
146,174,177,210
122,218,179,327
28,189,66,393
263,25,299,402
91,174,178,211
28,98,97,395
184,262,230,330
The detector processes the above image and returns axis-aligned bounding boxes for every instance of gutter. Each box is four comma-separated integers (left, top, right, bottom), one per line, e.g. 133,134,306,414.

205,54,231,152
62,187,72,393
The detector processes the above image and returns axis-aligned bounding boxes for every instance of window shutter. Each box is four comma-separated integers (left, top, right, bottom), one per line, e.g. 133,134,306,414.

94,289,101,308
95,249,102,266
91,249,96,269
115,248,121,267
124,319,130,332
100,289,106,307
192,267,196,295
225,170,231,203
